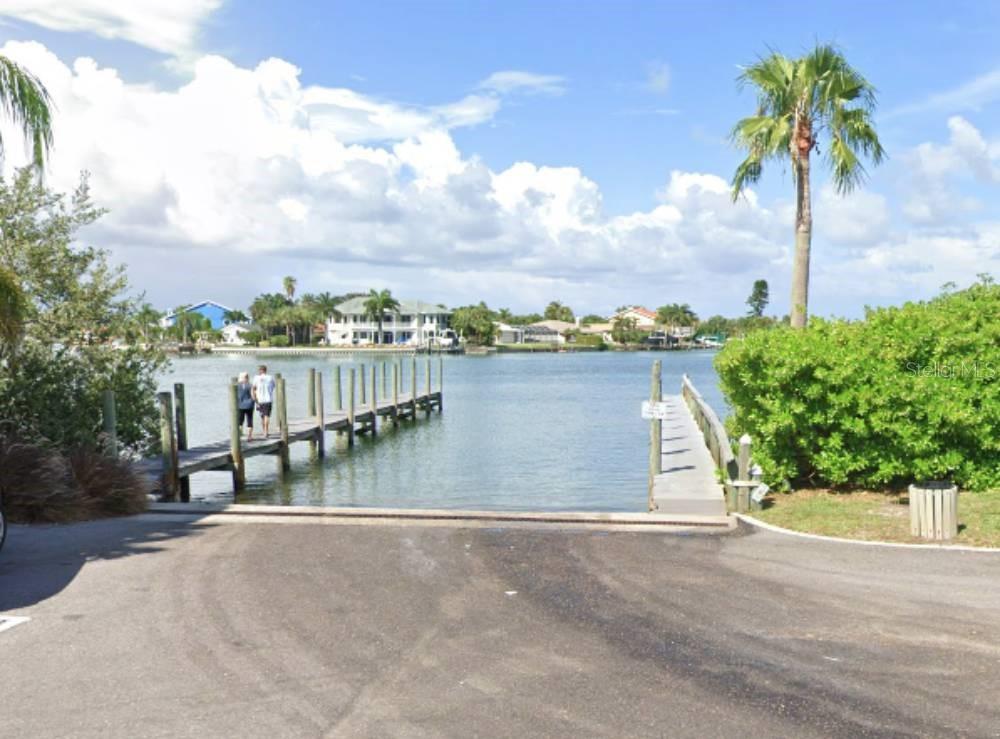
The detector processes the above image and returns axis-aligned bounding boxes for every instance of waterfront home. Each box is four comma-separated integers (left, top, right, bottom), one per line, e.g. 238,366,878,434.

523,324,563,344
221,323,252,345
580,322,614,341
160,300,233,330
326,298,452,346
612,306,658,329
495,322,525,344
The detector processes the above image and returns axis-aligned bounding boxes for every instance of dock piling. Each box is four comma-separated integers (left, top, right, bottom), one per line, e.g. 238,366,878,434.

381,361,388,399
228,381,245,491
157,392,178,501
347,368,356,446
369,363,378,435
276,375,290,472
647,360,662,512
425,357,432,417
438,355,443,412
410,355,417,418
307,368,317,454
360,363,367,406
174,383,190,502
334,365,343,411
737,435,752,514
316,371,326,458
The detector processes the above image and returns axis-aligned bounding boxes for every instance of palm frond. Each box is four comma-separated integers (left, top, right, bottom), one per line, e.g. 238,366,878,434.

0,55,54,169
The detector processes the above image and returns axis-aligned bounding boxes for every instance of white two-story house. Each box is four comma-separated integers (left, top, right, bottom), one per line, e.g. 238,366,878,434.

325,298,453,346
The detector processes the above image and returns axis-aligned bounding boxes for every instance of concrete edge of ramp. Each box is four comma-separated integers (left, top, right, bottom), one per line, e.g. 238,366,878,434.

736,513,1000,553
146,502,736,533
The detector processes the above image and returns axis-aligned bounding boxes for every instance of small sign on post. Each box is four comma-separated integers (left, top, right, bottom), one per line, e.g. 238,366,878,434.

641,400,672,420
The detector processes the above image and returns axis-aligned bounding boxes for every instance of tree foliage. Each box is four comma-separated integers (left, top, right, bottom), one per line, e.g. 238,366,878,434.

656,303,698,327
746,279,769,317
544,300,574,322
450,302,496,345
716,279,1000,491
0,54,54,169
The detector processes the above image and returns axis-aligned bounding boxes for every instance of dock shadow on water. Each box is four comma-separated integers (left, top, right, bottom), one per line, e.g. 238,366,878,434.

160,351,725,512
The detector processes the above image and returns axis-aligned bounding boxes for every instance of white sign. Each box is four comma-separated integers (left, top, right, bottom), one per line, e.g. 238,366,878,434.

641,401,672,420
750,484,770,504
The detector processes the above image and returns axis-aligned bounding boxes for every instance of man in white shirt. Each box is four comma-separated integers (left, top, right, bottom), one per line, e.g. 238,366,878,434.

251,364,276,438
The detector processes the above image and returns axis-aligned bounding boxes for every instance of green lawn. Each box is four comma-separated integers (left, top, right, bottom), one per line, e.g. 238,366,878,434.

754,488,1000,548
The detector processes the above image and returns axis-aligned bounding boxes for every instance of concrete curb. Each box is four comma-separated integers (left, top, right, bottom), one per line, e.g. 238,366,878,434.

736,513,1000,553
148,502,736,531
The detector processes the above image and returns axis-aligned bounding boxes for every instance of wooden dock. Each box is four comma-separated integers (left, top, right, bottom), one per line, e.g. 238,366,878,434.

144,356,444,500
645,364,755,519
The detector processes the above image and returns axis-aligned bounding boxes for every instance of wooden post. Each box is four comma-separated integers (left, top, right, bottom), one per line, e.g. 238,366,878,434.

647,360,662,512
438,355,444,412
307,368,317,454
174,383,190,502
424,356,432,417
360,363,367,406
410,355,417,418
381,361,388,399
369,362,378,435
334,365,343,411
737,434,751,514
157,392,178,501
315,370,325,458
101,389,118,458
347,367,356,446
277,376,290,472
228,381,245,491
392,362,400,426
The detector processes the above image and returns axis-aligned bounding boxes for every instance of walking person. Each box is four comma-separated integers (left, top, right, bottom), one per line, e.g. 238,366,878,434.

252,364,276,438
236,372,255,441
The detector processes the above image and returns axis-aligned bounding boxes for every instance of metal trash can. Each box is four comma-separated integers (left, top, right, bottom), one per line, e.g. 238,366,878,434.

908,482,958,541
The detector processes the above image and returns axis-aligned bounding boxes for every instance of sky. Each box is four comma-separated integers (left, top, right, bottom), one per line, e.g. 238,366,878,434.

0,0,998,318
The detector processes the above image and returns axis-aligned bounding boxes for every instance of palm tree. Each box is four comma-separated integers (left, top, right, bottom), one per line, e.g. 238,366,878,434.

282,276,297,302
0,56,54,169
731,44,885,328
656,303,697,328
363,289,400,345
134,302,163,343
223,309,248,325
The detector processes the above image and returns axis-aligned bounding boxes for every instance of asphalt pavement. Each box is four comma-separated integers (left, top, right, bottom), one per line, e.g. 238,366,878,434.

1,513,998,738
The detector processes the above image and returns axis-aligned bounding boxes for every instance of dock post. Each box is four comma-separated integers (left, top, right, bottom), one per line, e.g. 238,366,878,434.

101,389,118,458
347,368,356,446
360,363,367,406
381,361,388,399
410,355,418,419
392,362,400,426
438,355,443,412
424,357,432,417
228,381,245,491
737,435,752,514
276,376,290,472
647,360,662,512
174,383,190,502
307,368,317,454
369,363,378,435
157,392,178,501
315,371,326,458
334,365,343,411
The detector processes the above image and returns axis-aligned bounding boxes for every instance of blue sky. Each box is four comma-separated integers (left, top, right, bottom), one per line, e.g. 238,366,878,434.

0,1,998,319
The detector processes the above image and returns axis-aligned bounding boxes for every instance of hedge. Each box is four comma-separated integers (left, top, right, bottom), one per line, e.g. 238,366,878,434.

715,281,999,491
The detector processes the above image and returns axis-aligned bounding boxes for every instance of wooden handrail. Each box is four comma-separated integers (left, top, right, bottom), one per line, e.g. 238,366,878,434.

681,374,738,480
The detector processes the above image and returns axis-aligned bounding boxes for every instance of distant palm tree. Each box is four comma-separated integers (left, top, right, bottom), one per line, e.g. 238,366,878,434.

134,302,163,342
363,289,400,345
282,276,297,302
0,266,27,350
656,303,698,328
223,309,249,325
0,55,54,169
731,44,885,328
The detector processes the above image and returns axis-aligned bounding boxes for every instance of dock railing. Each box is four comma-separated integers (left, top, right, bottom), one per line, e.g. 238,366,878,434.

680,374,759,512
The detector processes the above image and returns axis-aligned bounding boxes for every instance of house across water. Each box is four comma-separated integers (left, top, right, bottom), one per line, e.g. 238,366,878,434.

326,298,454,346
160,300,233,330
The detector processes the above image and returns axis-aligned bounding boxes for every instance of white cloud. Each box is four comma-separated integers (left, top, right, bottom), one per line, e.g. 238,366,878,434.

0,0,222,56
902,116,999,224
816,186,890,245
478,70,565,96
888,68,1000,117
645,61,671,94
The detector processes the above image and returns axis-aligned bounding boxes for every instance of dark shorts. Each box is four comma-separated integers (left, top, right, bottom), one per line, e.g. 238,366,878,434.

257,402,273,418
238,407,253,428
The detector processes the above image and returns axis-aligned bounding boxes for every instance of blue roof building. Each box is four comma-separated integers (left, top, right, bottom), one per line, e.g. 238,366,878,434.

161,300,234,330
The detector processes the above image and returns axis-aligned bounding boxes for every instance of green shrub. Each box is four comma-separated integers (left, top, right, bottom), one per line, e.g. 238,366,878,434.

241,330,262,346
269,335,290,347
715,281,1000,491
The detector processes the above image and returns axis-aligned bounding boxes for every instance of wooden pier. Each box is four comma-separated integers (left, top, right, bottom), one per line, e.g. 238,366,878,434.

147,356,444,500
645,363,755,520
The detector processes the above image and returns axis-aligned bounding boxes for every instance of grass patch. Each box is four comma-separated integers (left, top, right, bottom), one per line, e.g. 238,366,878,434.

754,488,1000,548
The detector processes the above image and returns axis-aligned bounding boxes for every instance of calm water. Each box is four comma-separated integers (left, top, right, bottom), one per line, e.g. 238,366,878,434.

159,351,725,512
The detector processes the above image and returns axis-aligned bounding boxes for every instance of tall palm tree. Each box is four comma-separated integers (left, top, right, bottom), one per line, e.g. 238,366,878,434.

363,289,400,345
656,303,697,328
223,309,248,325
0,55,53,169
282,276,297,302
731,45,885,328
134,302,163,342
